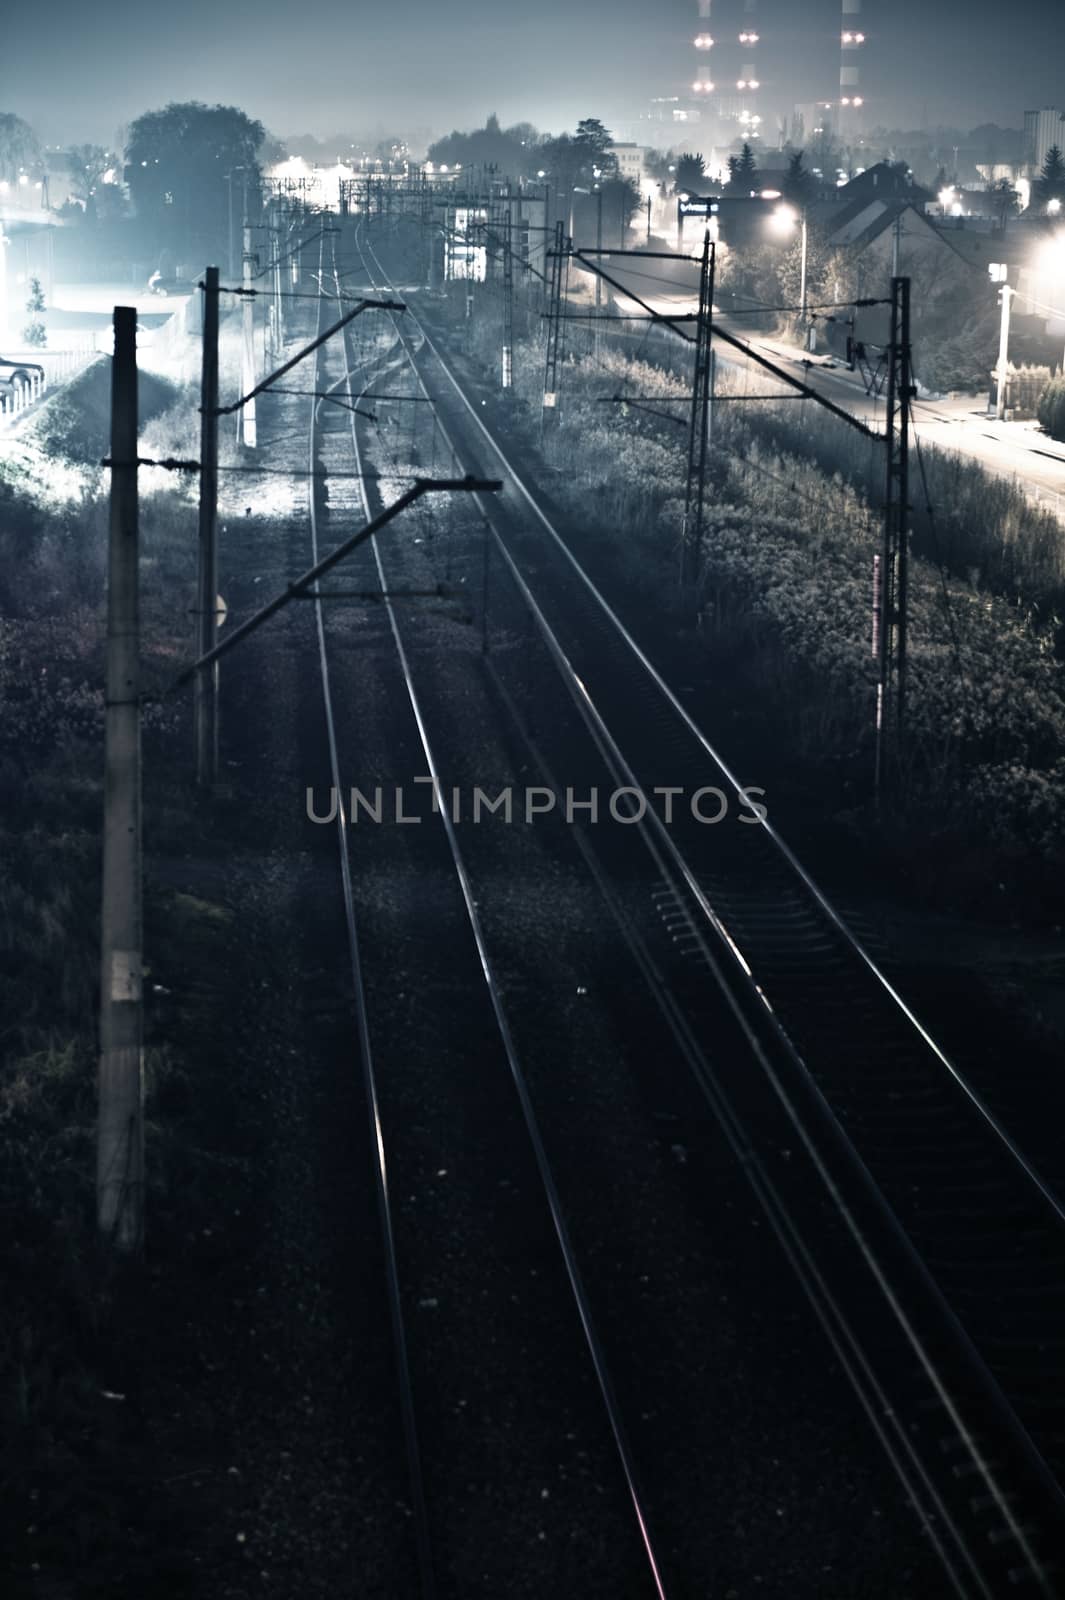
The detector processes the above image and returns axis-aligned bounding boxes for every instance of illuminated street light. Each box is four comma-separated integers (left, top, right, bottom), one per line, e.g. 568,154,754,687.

1048,198,1063,216
770,202,798,235
771,203,812,346
738,30,759,43
693,32,714,48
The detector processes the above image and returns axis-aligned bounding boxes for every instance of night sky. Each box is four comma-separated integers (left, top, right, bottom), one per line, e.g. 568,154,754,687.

4,0,1062,148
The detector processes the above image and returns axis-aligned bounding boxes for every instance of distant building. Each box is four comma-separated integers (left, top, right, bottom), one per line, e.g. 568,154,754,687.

606,144,645,184
1024,108,1065,177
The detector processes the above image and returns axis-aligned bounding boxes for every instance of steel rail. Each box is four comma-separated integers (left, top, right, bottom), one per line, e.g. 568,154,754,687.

392,260,1065,1237
351,219,1065,1595
479,655,976,1598
306,232,438,1600
342,221,672,1600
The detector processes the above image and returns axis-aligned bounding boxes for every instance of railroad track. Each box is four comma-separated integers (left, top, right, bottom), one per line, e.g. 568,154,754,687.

325,213,1065,1596
299,226,687,1598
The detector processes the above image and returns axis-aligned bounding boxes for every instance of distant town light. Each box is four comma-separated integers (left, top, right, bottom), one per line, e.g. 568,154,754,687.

738,31,759,44
853,96,864,107
693,32,714,48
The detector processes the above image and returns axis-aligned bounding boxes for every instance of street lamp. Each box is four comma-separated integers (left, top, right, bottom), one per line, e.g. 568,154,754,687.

772,202,811,348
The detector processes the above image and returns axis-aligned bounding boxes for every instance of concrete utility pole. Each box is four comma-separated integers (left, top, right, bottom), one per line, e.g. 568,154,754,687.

241,224,257,448
995,281,1015,420
594,183,603,361
98,306,144,1254
798,211,812,350
196,266,220,787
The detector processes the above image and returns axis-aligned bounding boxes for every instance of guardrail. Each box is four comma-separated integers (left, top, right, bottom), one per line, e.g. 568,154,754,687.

0,347,98,427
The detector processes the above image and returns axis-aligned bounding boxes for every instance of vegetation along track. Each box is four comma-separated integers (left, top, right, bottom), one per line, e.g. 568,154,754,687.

333,212,1065,1596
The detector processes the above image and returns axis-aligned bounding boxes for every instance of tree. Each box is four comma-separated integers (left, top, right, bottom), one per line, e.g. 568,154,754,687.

539,132,582,221
1032,145,1065,211
987,176,1020,229
782,150,815,207
125,102,265,250
600,175,641,245
1037,374,1065,442
428,115,541,181
23,276,46,347
574,117,614,173
64,144,119,221
643,147,679,185
0,111,42,184
675,152,706,193
725,144,758,194
66,144,111,204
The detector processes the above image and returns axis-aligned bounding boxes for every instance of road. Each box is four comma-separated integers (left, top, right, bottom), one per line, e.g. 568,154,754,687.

597,259,1065,518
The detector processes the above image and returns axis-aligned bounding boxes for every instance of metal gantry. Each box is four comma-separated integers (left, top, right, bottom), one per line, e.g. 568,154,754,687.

682,231,715,590
502,186,514,390
542,220,566,428
875,275,912,793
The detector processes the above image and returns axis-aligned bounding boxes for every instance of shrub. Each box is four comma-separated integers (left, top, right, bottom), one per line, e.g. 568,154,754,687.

1037,373,1065,442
